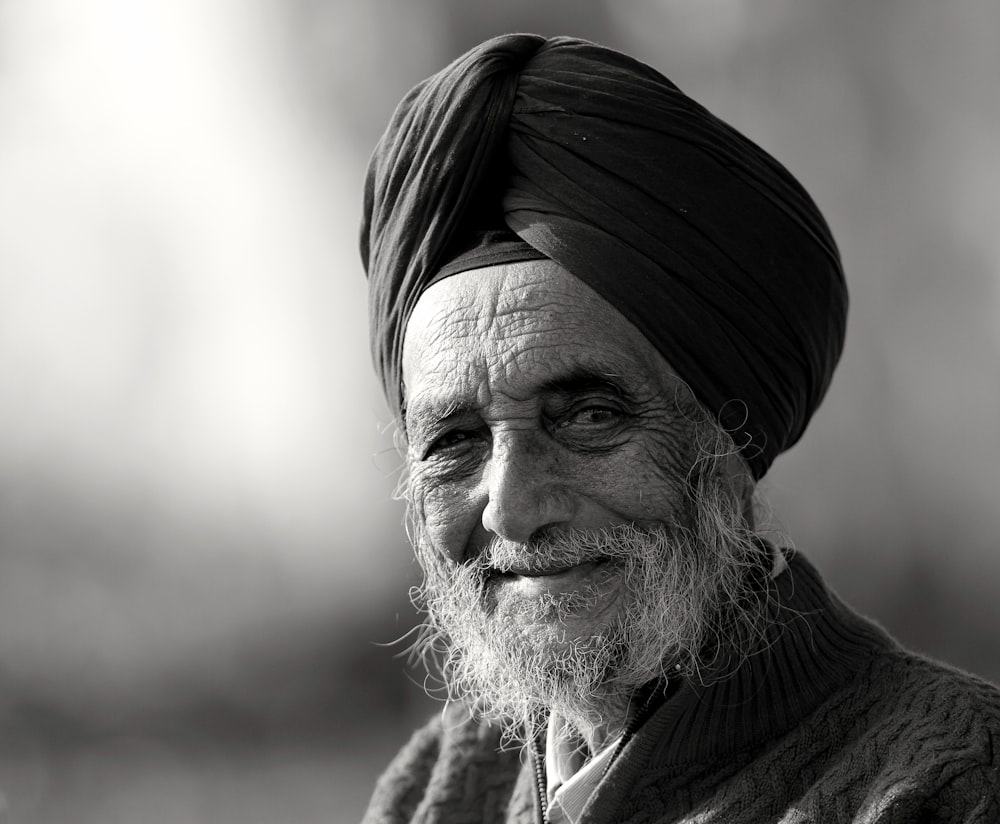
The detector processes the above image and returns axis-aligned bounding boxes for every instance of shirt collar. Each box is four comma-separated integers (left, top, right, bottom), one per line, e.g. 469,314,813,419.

544,714,621,824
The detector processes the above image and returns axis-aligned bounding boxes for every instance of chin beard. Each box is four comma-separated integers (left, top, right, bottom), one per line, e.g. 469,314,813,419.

407,467,774,746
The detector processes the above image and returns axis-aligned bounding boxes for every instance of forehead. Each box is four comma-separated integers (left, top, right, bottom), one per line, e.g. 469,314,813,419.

401,260,676,409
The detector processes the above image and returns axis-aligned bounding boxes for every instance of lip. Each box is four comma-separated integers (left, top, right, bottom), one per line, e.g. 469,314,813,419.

492,560,606,585
503,563,578,578
490,560,623,618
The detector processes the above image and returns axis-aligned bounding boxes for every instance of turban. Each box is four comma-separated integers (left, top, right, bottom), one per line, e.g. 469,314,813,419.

361,34,847,479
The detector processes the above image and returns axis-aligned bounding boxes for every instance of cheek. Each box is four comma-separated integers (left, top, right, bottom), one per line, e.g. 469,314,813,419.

408,470,482,564
583,429,695,522
584,461,687,522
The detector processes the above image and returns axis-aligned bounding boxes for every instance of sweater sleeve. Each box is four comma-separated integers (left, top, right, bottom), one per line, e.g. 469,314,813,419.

361,717,443,824
918,762,1000,824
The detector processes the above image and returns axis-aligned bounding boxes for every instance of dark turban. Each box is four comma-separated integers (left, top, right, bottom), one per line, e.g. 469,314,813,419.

361,34,847,479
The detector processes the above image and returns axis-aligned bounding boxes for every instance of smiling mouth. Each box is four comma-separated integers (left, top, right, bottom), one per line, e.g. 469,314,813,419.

485,559,625,620
493,560,604,579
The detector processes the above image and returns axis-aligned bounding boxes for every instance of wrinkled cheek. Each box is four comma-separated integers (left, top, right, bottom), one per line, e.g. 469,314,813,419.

611,440,693,521
408,478,479,566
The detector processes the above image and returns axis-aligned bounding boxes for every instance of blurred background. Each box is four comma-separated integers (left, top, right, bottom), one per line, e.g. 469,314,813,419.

0,1,998,821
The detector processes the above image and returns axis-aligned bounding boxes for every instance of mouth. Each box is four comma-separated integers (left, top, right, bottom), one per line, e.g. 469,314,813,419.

484,558,625,623
493,559,603,579
486,560,626,598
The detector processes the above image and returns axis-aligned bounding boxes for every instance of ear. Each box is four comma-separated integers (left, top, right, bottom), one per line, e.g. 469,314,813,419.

720,450,756,530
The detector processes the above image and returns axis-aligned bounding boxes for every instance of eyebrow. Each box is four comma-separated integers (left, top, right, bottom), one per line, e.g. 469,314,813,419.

537,368,639,404
403,398,478,441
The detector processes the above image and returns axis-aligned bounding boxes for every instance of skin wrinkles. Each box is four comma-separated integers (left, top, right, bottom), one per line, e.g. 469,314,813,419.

401,259,704,647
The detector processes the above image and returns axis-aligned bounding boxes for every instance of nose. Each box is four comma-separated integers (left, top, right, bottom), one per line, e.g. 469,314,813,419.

480,430,576,544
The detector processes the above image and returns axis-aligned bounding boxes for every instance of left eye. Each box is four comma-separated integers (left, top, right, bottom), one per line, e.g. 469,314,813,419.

559,405,621,428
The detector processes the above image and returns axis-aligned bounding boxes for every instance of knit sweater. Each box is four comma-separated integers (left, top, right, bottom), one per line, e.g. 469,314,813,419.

362,553,1000,823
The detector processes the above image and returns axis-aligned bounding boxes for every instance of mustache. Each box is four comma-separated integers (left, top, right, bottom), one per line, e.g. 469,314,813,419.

475,523,676,576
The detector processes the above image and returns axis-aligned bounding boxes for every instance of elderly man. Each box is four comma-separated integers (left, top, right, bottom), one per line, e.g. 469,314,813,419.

359,34,1000,823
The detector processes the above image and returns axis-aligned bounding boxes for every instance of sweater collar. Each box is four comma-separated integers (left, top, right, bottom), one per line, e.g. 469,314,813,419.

652,550,893,763
569,551,896,821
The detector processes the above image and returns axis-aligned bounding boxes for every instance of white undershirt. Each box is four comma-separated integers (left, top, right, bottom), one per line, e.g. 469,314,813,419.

545,716,621,824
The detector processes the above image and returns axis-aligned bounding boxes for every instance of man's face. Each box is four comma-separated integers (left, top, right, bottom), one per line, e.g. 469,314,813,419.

400,260,756,731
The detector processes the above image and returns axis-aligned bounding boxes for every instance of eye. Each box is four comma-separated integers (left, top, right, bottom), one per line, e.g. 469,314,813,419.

423,427,485,459
556,402,624,429
569,406,619,425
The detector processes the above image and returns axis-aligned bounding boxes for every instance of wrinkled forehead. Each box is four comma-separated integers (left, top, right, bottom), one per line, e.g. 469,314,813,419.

400,259,682,417
410,258,616,329
405,260,662,366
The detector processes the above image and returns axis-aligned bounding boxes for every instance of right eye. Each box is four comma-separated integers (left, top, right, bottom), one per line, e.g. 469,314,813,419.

423,427,485,460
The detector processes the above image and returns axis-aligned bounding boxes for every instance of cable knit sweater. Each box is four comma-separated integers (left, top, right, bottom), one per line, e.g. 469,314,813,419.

362,554,1000,823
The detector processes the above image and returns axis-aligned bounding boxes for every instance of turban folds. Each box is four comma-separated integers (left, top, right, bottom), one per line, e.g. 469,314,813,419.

361,34,847,479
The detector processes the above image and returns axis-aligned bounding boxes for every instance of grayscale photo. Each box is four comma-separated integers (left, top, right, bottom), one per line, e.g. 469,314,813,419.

0,3,998,823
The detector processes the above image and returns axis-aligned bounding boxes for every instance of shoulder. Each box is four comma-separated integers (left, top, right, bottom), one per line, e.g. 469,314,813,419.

780,552,1000,761
873,650,1000,786
743,623,1000,820
361,705,526,824
363,712,448,822
861,648,1000,749
361,713,445,824
807,648,1000,820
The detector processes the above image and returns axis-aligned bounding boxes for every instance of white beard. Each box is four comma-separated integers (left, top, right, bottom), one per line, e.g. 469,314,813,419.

409,475,774,745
